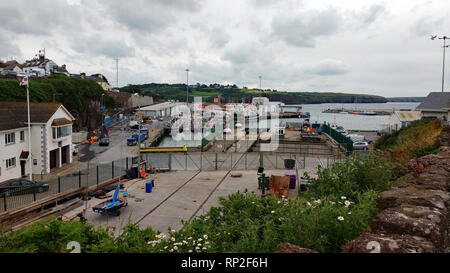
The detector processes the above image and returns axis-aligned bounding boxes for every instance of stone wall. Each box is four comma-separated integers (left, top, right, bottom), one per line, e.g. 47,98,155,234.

341,126,450,253
107,91,153,109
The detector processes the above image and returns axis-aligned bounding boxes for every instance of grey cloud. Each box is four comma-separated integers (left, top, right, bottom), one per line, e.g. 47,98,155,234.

305,59,351,76
210,27,230,48
104,0,204,34
354,4,385,25
412,16,444,37
271,8,342,47
0,36,21,59
0,0,92,36
223,46,256,65
70,34,135,58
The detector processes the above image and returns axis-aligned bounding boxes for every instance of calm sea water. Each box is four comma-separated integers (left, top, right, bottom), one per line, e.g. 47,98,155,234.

158,102,420,146
289,102,420,131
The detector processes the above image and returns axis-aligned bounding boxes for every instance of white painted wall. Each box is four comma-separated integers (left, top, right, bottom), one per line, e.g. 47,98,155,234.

0,128,30,183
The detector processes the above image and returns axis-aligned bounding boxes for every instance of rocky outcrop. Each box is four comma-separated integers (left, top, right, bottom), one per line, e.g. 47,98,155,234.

274,243,318,253
342,144,450,253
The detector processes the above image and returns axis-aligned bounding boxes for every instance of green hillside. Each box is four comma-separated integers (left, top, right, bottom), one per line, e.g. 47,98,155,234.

0,74,114,130
120,83,387,104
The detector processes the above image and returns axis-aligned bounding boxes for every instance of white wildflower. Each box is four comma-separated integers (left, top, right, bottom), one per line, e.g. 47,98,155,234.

337,216,344,221
345,201,351,207
271,210,275,213
174,246,178,251
341,196,346,200
203,235,208,240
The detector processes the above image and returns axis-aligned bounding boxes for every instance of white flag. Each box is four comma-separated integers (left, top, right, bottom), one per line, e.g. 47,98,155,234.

20,76,28,86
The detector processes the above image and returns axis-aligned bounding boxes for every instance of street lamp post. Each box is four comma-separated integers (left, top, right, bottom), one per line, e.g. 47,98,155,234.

186,69,190,103
431,35,449,92
101,93,105,128
258,75,262,90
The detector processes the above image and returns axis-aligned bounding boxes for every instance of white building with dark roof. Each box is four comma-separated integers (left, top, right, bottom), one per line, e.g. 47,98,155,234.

22,50,58,76
0,102,75,182
387,110,422,131
416,92,450,123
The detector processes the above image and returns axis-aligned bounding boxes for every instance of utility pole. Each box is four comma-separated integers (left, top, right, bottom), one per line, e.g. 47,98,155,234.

186,69,190,103
431,35,449,92
113,57,120,89
101,93,105,128
259,75,262,90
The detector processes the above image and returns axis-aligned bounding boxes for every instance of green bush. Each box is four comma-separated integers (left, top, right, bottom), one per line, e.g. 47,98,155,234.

417,144,440,157
304,153,393,201
1,146,395,253
0,220,109,253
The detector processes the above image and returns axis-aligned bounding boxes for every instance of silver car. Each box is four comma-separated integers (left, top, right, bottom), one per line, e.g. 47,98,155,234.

353,141,369,150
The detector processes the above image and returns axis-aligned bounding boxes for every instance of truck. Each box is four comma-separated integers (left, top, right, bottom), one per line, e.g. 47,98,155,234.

133,133,146,142
140,128,149,140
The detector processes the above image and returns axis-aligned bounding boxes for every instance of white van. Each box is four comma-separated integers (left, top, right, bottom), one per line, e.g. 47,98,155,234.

347,134,365,142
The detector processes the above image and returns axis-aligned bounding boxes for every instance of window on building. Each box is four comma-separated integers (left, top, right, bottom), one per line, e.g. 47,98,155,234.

5,132,15,145
6,157,16,168
20,131,25,142
52,125,72,139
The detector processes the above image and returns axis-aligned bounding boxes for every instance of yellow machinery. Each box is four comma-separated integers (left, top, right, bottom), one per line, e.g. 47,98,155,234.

133,113,151,123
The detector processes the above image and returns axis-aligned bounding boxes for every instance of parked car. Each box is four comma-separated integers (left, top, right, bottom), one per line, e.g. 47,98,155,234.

336,126,346,133
99,137,110,146
0,70,17,76
353,141,369,150
0,178,49,196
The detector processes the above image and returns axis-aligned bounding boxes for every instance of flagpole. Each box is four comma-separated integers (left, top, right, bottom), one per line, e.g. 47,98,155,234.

26,74,33,181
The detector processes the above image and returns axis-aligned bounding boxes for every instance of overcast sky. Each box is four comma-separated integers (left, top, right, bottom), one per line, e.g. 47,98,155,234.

1,0,449,97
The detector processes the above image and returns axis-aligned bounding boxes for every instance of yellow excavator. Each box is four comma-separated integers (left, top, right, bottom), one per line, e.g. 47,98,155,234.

133,113,151,123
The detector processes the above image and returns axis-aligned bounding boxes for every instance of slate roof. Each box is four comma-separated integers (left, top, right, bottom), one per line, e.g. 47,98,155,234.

416,92,450,110
0,108,24,131
0,102,63,131
86,76,106,83
22,58,51,68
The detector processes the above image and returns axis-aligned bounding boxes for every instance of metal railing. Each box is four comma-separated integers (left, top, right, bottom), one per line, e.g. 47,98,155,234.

0,151,346,213
0,159,126,213
322,123,353,153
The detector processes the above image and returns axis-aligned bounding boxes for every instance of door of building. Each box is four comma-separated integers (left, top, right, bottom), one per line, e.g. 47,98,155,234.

61,145,69,165
50,149,57,169
20,161,26,177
